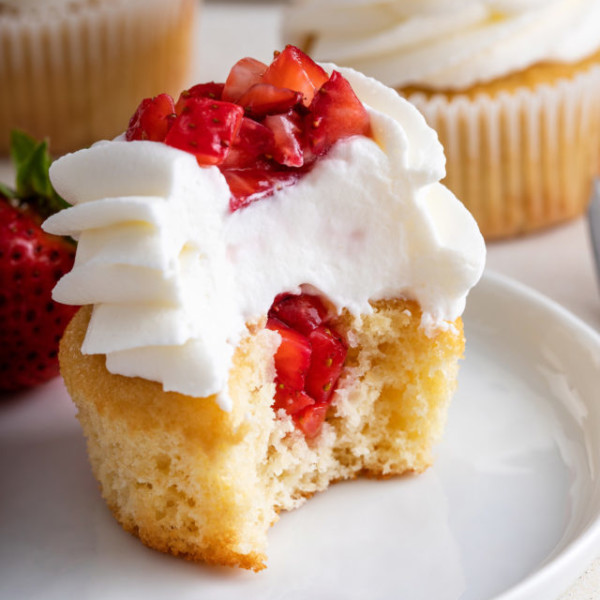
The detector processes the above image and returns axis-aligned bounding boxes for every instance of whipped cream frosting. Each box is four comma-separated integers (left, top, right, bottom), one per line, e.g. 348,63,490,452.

43,66,485,409
283,0,600,90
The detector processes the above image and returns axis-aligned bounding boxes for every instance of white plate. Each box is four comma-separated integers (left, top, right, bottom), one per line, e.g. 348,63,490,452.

1,271,600,600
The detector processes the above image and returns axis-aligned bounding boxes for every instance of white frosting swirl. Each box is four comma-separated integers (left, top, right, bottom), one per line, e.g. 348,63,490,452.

43,66,485,409
283,0,600,89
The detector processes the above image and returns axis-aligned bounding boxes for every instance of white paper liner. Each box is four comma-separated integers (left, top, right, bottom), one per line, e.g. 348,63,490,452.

407,65,600,239
0,0,197,154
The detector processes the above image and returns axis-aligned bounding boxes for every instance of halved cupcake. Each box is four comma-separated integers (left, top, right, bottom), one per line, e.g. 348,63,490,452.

44,47,485,570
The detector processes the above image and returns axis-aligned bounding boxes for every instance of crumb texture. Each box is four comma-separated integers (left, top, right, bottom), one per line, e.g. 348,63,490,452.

60,300,464,571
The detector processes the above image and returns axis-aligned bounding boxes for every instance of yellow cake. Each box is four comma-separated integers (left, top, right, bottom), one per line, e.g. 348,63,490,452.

43,48,485,570
283,2,600,239
60,300,463,571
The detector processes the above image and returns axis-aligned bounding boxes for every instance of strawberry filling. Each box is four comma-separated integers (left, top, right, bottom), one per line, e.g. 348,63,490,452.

125,45,372,211
125,48,360,436
267,293,347,439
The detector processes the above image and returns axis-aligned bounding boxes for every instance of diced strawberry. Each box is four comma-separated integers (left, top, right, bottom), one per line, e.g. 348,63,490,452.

123,49,372,222
238,83,302,117
263,111,304,167
222,57,268,103
164,97,244,166
305,325,347,403
224,166,300,211
222,118,274,168
305,70,371,157
125,93,176,142
262,45,330,107
266,317,312,391
268,293,329,336
175,82,225,113
273,386,314,415
294,403,329,438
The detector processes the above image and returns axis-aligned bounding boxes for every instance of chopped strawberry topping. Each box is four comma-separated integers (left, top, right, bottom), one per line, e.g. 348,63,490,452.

263,111,304,168
222,57,268,102
238,83,302,118
262,46,329,107
267,293,347,439
125,93,175,142
164,98,243,166
175,82,224,113
223,166,299,211
124,46,372,210
222,118,275,169
306,70,371,157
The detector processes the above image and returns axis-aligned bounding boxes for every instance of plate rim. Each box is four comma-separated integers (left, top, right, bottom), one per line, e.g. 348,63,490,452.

476,270,600,600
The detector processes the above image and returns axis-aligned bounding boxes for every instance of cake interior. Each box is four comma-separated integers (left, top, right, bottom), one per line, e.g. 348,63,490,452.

59,299,464,571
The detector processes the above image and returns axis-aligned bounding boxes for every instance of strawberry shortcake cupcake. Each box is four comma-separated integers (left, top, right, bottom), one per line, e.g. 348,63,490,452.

44,47,485,570
283,1,600,238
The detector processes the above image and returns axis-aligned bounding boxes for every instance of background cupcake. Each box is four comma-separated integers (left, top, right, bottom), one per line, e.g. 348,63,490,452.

0,0,198,155
283,0,600,239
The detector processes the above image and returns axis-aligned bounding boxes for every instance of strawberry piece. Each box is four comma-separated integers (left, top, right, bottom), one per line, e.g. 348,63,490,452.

305,70,371,157
223,166,299,211
0,201,77,391
264,111,304,167
262,45,329,107
164,97,244,166
222,118,274,169
125,93,176,142
222,57,268,103
122,49,373,216
175,82,225,113
268,293,329,336
305,325,347,403
266,317,312,391
273,386,314,415
238,83,302,117
294,403,329,438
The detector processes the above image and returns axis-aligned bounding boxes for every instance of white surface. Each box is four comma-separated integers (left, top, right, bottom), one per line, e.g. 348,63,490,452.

2,272,600,600
1,1,599,597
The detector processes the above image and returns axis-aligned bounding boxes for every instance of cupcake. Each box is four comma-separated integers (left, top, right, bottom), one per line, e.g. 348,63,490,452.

283,1,600,239
43,47,485,570
0,0,197,155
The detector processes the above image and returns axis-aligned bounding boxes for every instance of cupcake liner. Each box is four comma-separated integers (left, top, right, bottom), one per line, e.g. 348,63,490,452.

406,65,600,239
0,0,197,155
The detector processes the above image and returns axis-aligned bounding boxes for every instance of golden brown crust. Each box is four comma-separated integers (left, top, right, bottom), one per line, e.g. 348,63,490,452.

60,300,464,570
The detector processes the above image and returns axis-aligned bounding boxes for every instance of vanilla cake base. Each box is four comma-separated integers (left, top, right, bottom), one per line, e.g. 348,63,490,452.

59,299,464,571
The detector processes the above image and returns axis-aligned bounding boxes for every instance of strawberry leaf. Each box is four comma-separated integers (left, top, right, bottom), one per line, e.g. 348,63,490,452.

7,130,69,217
0,181,13,198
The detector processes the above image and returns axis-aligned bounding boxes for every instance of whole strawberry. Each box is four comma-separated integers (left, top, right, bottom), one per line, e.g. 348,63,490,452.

0,131,76,391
